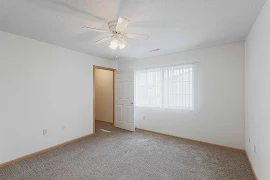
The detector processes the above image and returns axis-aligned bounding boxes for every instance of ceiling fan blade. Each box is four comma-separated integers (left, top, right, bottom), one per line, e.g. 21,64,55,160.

83,27,107,33
93,36,113,44
125,33,149,40
116,17,130,32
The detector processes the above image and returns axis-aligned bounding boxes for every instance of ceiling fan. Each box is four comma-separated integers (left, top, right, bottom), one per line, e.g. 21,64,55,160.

83,17,150,50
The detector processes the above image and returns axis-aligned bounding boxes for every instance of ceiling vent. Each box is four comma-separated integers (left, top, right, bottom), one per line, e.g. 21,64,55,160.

149,49,160,52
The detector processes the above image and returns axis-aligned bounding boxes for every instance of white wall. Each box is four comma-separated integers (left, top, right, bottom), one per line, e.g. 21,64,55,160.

119,42,245,149
0,31,117,164
245,0,270,179
95,68,114,123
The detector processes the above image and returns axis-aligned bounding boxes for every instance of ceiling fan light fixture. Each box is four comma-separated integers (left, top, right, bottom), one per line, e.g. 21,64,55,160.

109,38,126,50
109,41,118,50
119,43,126,49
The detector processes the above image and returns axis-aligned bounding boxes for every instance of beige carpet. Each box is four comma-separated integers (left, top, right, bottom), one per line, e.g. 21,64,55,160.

0,121,254,180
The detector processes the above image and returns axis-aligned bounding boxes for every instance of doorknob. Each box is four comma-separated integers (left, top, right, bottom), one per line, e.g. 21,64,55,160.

130,102,134,104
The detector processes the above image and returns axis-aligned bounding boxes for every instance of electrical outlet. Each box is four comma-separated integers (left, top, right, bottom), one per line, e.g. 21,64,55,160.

143,116,145,120
43,129,47,135
254,145,256,153
62,125,66,130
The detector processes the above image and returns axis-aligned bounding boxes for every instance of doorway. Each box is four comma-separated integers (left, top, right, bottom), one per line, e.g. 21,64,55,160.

93,66,115,133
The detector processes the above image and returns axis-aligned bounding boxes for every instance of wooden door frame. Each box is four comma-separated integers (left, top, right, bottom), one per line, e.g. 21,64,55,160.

93,65,116,134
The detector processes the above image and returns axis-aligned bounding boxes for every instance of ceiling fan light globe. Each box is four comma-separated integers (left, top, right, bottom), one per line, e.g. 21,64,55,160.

110,41,118,50
111,38,118,43
111,41,118,47
119,43,126,49
109,44,117,50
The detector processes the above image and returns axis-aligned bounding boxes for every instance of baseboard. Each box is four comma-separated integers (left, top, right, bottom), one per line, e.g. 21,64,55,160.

245,152,258,180
0,133,93,168
136,128,245,152
95,119,114,125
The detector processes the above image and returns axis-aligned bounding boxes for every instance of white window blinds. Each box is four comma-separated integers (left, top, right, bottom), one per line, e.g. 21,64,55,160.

164,64,194,109
135,68,162,107
135,63,196,110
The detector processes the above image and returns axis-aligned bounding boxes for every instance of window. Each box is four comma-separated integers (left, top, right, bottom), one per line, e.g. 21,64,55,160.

135,67,162,107
135,63,197,110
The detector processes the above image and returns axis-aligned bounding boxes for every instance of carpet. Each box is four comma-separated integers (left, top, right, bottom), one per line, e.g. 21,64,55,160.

0,121,255,180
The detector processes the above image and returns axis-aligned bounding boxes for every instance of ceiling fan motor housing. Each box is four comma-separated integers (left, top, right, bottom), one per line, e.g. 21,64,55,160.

108,21,118,32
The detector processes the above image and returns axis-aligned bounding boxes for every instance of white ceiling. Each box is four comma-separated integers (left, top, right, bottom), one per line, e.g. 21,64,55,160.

0,0,267,60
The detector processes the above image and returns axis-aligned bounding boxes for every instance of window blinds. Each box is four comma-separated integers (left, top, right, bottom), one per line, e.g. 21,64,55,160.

135,67,162,107
135,63,196,110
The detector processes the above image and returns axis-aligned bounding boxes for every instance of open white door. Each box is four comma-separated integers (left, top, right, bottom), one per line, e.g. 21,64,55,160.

115,70,135,131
